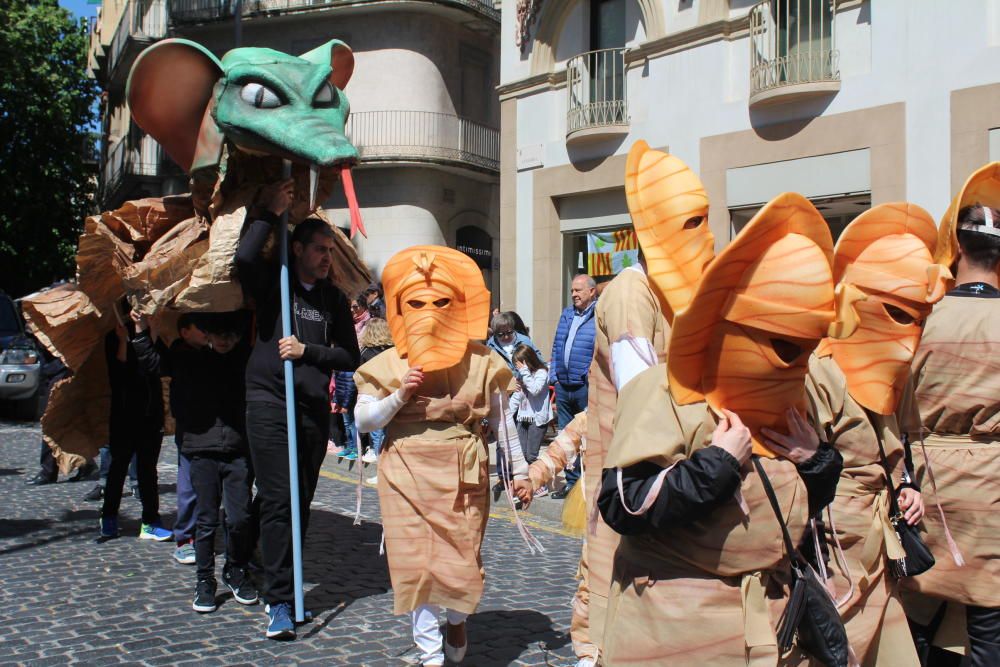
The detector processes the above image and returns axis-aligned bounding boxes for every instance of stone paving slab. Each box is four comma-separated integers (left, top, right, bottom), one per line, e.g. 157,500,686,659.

0,422,583,666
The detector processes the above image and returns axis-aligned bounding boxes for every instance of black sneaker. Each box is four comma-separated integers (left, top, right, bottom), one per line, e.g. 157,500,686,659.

223,566,259,605
83,484,104,502
192,579,217,613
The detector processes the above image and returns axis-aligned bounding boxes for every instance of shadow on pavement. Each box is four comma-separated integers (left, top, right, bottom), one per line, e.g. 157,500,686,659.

0,468,23,477
300,509,391,618
466,609,572,666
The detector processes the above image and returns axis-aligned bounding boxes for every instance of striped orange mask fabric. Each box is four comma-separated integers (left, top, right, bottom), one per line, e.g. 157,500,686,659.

821,203,953,415
624,140,714,322
381,246,491,372
668,193,835,457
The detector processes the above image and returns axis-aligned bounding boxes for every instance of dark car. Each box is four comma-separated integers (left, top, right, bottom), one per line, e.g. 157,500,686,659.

0,292,44,420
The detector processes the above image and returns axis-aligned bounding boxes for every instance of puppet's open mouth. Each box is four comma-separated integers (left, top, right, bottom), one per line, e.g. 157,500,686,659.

222,127,366,239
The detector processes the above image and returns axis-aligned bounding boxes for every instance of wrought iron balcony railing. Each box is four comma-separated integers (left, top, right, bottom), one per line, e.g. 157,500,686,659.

102,134,162,202
107,1,167,83
170,0,498,24
749,0,840,106
565,48,629,139
347,110,499,172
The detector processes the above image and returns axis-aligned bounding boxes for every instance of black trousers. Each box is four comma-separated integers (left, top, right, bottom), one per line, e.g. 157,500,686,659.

912,603,1000,667
101,421,163,524
39,440,58,481
246,401,329,605
516,420,548,464
189,453,254,581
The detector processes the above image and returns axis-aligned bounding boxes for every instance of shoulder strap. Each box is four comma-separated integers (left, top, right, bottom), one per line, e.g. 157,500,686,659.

752,456,799,565
861,408,902,517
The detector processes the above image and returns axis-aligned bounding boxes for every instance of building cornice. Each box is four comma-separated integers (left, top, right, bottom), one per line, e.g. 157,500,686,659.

497,69,567,101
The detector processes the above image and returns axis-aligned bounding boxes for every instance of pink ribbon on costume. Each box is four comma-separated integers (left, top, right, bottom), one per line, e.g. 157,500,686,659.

353,426,364,526
917,437,966,567
615,463,677,516
497,391,545,554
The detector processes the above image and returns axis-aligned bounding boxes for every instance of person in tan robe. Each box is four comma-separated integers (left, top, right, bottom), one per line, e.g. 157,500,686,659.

598,193,847,666
567,264,668,665
549,141,711,667
354,246,530,667
904,194,1000,666
805,202,952,666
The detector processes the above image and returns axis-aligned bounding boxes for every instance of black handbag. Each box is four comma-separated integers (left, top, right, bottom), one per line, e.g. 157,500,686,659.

863,409,935,578
753,457,850,667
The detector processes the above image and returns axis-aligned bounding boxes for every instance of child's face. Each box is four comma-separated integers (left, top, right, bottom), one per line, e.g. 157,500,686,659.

180,325,209,348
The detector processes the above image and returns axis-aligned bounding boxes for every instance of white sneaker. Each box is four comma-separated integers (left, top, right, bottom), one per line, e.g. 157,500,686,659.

576,659,595,667
361,449,377,464
365,474,378,485
534,485,550,498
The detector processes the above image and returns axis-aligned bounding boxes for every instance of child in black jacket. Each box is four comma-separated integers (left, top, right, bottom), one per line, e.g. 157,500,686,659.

133,311,258,614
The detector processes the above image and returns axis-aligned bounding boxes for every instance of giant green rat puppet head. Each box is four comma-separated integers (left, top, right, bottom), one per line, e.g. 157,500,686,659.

126,38,365,236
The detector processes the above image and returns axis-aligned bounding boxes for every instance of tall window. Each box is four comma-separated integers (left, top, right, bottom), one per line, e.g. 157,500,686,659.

771,0,834,82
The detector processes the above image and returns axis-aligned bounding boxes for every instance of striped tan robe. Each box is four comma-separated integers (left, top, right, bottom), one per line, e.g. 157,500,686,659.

354,342,513,615
578,267,668,662
902,292,1000,637
602,364,813,666
805,353,920,666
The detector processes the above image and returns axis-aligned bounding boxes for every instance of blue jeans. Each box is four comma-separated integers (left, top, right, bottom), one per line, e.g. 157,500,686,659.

343,411,358,454
370,429,385,455
555,383,588,488
174,441,198,544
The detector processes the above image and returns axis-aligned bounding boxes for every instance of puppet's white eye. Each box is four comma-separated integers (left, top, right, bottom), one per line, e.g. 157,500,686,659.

240,82,283,109
314,82,335,106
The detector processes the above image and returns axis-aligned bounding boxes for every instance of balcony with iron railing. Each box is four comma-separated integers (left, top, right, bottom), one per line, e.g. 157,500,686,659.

106,0,167,91
101,134,163,205
565,48,629,144
749,0,840,107
346,110,499,173
170,0,498,26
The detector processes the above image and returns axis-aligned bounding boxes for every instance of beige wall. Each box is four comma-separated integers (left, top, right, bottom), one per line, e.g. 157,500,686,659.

499,98,518,311
700,103,907,247
951,83,1000,196
513,151,643,351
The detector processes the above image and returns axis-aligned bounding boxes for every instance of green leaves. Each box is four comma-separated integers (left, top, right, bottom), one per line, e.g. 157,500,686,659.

0,0,98,297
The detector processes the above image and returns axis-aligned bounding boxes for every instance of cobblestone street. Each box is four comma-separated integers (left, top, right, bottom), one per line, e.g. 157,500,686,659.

0,422,581,666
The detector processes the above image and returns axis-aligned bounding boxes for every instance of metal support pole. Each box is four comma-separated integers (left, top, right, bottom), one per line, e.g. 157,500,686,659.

279,159,306,623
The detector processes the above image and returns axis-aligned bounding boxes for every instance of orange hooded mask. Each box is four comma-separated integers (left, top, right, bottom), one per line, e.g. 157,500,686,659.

625,141,714,323
937,162,1000,271
381,246,491,372
820,203,953,415
668,193,837,457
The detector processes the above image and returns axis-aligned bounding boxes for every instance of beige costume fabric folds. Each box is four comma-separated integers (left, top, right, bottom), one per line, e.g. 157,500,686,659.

905,294,1000,610
602,365,812,666
576,267,668,661
806,353,920,667
354,343,513,616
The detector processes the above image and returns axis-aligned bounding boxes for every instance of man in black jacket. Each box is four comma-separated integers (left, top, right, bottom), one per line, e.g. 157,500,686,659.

235,179,360,639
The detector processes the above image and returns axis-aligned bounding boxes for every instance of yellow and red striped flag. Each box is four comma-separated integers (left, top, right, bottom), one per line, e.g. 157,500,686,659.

587,228,639,276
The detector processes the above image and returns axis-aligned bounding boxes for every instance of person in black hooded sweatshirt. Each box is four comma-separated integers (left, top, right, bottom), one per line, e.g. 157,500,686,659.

235,178,360,639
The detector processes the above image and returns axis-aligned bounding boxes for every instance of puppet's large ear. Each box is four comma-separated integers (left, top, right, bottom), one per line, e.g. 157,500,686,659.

126,39,224,173
299,40,354,90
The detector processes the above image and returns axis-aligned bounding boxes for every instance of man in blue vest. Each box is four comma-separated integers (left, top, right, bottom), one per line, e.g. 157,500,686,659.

548,274,597,499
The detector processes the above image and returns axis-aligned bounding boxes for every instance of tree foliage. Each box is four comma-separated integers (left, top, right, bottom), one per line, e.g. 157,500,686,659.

0,0,98,298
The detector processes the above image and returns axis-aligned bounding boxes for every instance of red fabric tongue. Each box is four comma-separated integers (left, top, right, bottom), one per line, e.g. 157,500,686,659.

340,166,367,239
